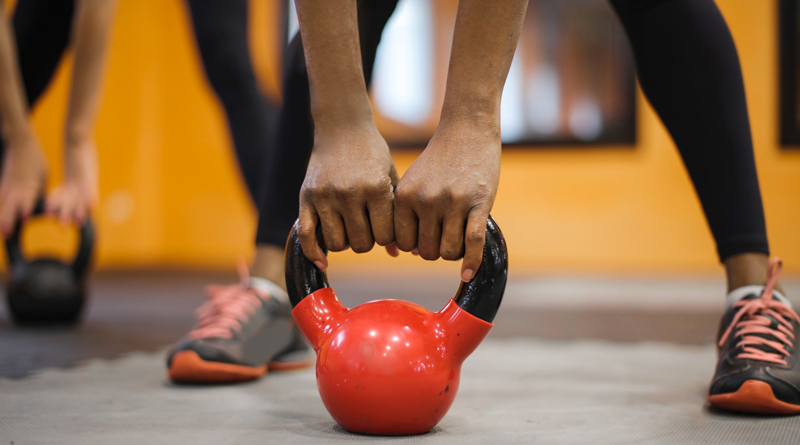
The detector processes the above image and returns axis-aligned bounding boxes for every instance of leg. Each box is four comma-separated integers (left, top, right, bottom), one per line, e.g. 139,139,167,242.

13,0,74,108
250,0,400,284
609,0,770,290
609,0,800,414
186,0,275,204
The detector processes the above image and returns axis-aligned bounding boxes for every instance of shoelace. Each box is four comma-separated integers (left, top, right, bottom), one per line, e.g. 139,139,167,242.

718,258,800,366
187,261,270,340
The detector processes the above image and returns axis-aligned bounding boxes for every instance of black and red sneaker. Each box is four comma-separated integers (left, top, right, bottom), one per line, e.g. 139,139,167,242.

708,258,800,415
166,265,313,384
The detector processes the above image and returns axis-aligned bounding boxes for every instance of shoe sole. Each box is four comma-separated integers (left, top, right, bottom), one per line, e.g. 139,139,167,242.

168,350,314,384
708,380,800,415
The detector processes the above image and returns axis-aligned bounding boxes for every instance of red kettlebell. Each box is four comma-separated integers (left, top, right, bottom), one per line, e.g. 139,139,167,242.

285,216,507,435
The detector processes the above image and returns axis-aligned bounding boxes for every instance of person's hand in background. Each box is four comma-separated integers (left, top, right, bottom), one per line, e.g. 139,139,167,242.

46,137,98,225
0,134,47,236
44,0,116,225
0,4,48,236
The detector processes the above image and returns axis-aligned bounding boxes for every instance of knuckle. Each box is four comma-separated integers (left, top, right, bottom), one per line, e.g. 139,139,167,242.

418,248,440,261
394,237,415,252
328,240,347,252
297,225,312,237
350,240,374,254
332,183,357,201
440,246,463,261
466,228,485,244
416,190,437,209
364,178,390,198
374,233,394,247
394,185,413,206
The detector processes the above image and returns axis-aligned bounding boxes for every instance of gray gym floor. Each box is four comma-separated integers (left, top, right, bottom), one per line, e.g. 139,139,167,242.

2,271,800,444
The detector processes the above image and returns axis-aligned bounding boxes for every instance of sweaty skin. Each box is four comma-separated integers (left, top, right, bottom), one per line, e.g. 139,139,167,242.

295,0,527,281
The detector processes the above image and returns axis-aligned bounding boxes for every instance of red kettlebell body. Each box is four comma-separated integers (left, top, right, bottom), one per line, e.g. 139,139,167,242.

293,288,492,435
285,216,507,435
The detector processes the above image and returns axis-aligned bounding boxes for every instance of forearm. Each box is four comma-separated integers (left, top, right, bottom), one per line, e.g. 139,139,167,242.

440,0,528,131
294,0,373,133
0,7,33,146
64,0,116,146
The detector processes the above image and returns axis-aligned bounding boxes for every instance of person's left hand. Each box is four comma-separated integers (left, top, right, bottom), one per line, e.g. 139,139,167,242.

394,121,501,282
46,138,99,225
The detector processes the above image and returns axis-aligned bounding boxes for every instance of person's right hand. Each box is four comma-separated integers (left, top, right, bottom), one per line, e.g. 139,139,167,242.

0,135,47,236
298,122,399,270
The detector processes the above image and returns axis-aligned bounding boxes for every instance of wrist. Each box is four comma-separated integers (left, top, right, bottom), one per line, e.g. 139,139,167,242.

311,98,374,132
64,127,93,149
2,123,34,149
439,94,501,136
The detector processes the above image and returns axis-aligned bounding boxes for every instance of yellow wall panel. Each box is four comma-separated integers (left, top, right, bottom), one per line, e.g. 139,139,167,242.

14,0,800,275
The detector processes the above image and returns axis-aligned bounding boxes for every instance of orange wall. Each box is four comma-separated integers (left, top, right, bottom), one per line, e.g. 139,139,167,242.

20,0,800,274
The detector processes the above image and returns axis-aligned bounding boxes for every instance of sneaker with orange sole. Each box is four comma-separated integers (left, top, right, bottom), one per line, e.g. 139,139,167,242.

166,265,313,384
708,258,800,415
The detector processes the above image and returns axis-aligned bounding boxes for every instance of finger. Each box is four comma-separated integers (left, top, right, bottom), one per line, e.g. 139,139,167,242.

366,190,394,247
74,199,88,225
416,211,442,261
384,242,399,258
393,201,418,253
59,193,76,225
45,189,61,215
317,206,348,252
341,204,374,254
461,210,489,282
298,205,328,270
19,192,36,222
0,196,19,237
440,213,466,261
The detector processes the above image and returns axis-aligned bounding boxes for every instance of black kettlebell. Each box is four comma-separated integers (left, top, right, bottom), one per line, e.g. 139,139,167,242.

4,201,94,324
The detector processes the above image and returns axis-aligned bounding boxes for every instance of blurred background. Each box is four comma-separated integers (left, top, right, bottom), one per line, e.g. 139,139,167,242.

14,0,799,278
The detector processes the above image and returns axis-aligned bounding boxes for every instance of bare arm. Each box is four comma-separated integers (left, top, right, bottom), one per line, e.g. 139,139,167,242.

48,0,117,223
0,4,46,234
0,5,30,145
394,0,528,281
295,0,399,268
64,0,116,144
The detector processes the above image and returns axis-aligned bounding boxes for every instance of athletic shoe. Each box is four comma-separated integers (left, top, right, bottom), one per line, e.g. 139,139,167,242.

708,258,800,414
166,264,313,383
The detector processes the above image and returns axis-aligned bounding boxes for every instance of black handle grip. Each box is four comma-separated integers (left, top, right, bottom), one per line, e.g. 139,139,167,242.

4,200,95,278
284,216,508,322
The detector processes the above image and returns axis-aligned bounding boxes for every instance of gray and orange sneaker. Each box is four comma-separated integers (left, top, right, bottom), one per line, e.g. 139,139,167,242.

708,258,800,414
166,265,313,384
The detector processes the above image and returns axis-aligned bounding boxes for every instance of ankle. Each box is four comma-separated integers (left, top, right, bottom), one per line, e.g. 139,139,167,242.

723,253,783,294
250,244,286,290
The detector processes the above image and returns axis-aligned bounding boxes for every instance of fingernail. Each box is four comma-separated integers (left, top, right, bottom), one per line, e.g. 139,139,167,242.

461,268,474,282
313,260,327,271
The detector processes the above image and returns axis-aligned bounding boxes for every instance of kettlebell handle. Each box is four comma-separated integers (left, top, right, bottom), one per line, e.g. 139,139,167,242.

4,200,95,278
284,215,508,323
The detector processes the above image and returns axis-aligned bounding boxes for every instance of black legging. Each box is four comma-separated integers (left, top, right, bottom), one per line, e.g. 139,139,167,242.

186,0,276,206
0,0,75,159
609,0,768,260
256,0,769,262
